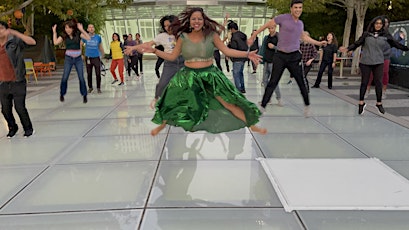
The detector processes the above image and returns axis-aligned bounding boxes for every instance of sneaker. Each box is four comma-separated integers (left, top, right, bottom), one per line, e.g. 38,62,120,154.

111,79,118,84
304,106,310,118
83,95,88,103
287,80,293,85
259,106,266,114
60,95,64,102
376,104,385,114
240,89,246,94
277,99,283,107
97,88,102,94
118,82,124,86
311,85,319,88
88,88,93,93
23,129,34,138
7,126,18,138
358,103,366,115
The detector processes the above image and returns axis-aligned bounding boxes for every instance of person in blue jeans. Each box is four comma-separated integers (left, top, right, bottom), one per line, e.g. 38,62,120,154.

52,19,90,103
228,20,248,93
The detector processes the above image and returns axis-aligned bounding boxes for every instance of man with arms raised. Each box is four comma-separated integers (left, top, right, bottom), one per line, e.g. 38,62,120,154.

249,0,325,117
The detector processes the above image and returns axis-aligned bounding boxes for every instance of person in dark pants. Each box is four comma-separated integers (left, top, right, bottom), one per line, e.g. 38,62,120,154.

248,0,325,117
81,24,104,94
135,33,143,74
312,32,338,89
298,32,318,91
125,15,184,109
228,20,248,93
339,16,409,115
125,34,140,78
154,45,165,78
0,20,36,138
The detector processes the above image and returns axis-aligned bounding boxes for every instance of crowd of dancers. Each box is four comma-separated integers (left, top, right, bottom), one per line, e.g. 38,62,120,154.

2,0,408,139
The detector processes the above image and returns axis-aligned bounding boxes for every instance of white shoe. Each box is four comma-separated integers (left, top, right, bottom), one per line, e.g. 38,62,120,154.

277,99,283,107
304,106,310,118
258,106,266,115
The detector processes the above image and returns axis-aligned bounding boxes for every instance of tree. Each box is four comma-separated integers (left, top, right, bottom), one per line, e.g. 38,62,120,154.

0,0,133,36
266,0,327,14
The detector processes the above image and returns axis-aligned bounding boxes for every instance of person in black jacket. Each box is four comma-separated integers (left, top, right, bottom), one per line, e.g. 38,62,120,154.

0,21,36,138
228,20,248,93
312,32,338,89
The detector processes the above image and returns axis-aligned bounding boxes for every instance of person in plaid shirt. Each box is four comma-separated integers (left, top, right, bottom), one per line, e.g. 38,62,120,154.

299,32,318,90
288,32,317,91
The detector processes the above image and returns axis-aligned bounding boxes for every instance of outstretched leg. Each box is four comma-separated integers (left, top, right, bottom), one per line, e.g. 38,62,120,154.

151,121,167,136
215,96,267,135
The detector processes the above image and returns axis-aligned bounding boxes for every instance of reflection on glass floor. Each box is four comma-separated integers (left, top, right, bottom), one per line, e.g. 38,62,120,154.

1,60,409,229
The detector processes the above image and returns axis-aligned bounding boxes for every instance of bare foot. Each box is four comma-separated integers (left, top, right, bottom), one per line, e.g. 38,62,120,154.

151,123,166,136
250,125,267,135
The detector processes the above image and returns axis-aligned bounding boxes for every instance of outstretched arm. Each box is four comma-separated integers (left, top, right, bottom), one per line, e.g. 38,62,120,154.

123,40,156,56
387,33,409,51
247,19,275,46
301,32,326,47
214,34,261,64
145,38,182,61
8,29,36,45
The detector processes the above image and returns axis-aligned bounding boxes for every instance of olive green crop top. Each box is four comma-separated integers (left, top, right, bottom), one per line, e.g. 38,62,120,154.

181,32,215,62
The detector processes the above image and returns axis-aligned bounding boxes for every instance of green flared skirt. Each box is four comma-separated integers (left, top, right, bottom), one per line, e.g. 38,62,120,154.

152,65,262,133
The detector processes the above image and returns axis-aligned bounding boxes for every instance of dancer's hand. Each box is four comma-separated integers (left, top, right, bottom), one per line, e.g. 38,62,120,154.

141,45,156,54
248,50,262,65
123,46,134,56
338,46,348,53
77,23,84,31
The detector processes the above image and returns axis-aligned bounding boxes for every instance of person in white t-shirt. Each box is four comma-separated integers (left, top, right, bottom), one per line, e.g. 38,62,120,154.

125,15,184,109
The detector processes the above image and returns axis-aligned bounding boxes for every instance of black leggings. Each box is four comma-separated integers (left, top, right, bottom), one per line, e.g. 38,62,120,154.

359,63,383,102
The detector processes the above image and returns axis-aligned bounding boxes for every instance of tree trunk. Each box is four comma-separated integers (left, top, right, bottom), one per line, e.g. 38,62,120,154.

351,0,370,75
342,0,354,49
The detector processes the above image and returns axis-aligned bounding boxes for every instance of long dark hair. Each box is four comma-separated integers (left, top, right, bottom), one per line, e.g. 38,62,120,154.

367,16,386,34
112,33,120,42
170,7,223,38
327,32,338,47
62,19,80,42
160,15,177,33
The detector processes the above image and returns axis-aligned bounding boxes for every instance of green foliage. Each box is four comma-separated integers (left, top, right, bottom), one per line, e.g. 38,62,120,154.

266,0,327,14
367,0,409,22
0,0,133,35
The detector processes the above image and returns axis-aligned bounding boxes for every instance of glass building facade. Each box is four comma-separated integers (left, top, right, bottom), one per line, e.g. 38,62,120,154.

101,1,276,56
